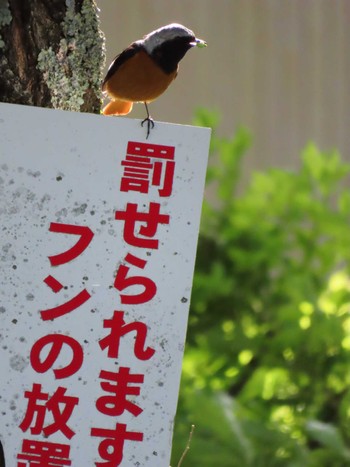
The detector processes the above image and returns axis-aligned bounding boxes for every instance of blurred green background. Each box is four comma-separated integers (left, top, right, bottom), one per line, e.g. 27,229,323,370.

170,109,350,467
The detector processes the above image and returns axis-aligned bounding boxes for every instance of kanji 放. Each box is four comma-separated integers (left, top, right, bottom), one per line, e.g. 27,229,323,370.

30,334,84,379
99,310,155,360
91,422,143,467
120,141,175,197
114,253,157,304
96,367,144,417
17,439,72,466
115,202,170,249
19,383,78,439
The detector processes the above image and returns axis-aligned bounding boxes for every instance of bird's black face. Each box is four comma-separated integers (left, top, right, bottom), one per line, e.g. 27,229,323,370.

150,35,197,74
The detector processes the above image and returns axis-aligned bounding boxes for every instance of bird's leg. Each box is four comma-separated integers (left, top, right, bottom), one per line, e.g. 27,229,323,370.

141,102,155,139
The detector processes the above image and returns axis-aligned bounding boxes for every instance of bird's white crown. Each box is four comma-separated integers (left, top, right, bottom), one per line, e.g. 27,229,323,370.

141,23,195,54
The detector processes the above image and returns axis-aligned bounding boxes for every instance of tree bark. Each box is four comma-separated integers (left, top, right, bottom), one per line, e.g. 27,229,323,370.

0,0,105,113
0,2,105,465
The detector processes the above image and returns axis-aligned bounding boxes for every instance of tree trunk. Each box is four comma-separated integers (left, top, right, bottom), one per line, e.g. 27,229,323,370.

0,2,105,465
0,0,105,113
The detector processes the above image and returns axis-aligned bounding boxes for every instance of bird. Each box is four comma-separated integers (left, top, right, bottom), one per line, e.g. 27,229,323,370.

102,23,207,138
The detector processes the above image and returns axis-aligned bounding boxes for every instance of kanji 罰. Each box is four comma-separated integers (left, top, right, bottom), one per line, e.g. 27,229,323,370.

120,141,175,197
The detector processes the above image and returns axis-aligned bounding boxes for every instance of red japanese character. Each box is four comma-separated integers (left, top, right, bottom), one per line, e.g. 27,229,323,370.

30,334,83,379
96,367,144,417
126,141,175,160
17,439,72,466
99,310,155,360
48,223,94,266
41,222,94,320
19,384,78,439
120,141,175,197
40,284,91,320
151,159,175,197
114,253,156,304
115,202,169,249
44,275,64,293
19,384,48,436
91,422,143,466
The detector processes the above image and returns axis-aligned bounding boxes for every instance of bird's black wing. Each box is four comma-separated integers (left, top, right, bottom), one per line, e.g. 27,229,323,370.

102,42,143,91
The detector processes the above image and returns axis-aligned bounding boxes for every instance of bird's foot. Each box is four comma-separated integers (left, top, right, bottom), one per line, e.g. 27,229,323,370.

141,117,155,139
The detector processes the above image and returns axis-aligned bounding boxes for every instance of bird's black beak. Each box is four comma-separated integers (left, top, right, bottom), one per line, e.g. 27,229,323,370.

190,38,207,48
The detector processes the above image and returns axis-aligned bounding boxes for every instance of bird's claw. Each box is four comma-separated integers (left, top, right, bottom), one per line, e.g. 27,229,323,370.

141,117,155,139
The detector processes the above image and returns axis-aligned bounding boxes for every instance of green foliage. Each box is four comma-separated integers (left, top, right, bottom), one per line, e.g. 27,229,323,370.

171,110,350,466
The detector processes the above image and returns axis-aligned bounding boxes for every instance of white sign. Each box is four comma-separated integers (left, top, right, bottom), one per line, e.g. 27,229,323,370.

0,103,210,466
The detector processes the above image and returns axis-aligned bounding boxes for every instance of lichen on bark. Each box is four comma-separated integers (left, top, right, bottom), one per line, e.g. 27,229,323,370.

0,0,105,113
37,0,105,112
0,1,12,48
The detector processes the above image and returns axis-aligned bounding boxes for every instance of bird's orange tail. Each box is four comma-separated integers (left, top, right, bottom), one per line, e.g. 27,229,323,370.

102,100,133,116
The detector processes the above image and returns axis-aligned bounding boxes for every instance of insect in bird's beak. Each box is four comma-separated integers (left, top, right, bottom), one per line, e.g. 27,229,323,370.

191,38,207,48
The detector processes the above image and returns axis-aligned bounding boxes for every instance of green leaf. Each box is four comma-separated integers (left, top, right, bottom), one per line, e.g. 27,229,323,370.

306,420,350,460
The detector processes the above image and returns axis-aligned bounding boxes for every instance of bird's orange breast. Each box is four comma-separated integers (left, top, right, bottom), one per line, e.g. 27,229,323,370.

103,49,177,103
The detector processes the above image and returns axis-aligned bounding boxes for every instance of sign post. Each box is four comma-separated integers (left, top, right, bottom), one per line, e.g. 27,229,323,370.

0,103,210,466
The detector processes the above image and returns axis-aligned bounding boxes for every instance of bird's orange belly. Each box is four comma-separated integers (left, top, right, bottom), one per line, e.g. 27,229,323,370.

104,50,177,103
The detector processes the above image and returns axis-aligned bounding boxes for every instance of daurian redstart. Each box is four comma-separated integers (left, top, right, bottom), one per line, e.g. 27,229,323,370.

102,23,207,138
